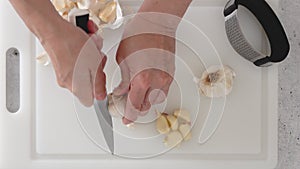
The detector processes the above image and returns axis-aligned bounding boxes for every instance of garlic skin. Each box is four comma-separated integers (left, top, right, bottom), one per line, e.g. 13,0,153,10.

36,52,50,66
196,65,236,98
107,93,126,119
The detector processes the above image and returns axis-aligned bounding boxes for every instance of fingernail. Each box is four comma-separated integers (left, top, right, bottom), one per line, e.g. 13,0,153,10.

96,93,106,100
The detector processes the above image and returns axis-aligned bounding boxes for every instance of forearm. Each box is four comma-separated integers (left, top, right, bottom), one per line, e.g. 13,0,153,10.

9,0,65,43
139,0,192,18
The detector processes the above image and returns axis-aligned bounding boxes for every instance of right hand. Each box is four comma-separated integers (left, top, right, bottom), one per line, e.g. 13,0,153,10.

41,20,107,107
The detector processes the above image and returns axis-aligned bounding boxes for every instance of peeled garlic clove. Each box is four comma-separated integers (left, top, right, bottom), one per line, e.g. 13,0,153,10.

179,124,192,141
163,131,183,148
36,52,50,66
77,0,97,9
174,109,190,123
198,65,236,98
98,1,117,23
156,114,170,134
166,115,179,131
107,93,126,119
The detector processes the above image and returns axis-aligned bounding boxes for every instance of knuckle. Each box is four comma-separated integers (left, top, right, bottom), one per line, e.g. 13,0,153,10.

159,72,172,84
132,102,141,110
136,74,151,89
57,73,71,88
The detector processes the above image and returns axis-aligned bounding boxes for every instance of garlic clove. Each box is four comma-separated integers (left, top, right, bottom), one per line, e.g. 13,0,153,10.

98,1,117,23
36,52,50,66
199,65,236,98
89,0,106,15
179,124,192,141
52,0,66,11
163,131,183,148
65,1,77,9
77,0,97,9
107,93,126,119
126,122,135,129
166,115,179,131
174,109,191,123
156,114,170,134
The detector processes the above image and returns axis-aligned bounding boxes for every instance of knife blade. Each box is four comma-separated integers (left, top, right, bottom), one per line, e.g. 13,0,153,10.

68,9,115,154
94,98,114,154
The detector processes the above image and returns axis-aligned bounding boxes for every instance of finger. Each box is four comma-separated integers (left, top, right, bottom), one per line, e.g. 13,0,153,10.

87,20,98,34
72,70,94,107
123,82,149,124
90,34,103,52
139,88,151,116
73,36,104,106
149,85,170,105
113,53,131,96
113,65,130,96
94,56,107,100
122,117,133,125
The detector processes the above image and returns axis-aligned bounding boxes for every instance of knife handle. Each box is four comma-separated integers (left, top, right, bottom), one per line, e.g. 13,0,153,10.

68,9,90,34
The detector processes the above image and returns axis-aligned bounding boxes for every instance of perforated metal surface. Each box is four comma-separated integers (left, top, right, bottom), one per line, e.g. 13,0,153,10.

225,12,264,62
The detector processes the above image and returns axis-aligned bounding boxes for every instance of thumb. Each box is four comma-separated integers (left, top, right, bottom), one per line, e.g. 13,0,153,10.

113,62,130,96
87,20,98,34
94,56,107,100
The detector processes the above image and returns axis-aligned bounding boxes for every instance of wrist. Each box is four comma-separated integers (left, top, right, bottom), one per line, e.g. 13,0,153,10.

138,0,192,18
136,0,192,31
30,12,66,44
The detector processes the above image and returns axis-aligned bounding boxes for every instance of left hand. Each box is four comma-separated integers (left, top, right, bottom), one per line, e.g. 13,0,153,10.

113,17,176,124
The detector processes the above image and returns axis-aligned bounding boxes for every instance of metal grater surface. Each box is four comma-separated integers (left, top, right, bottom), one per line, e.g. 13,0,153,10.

225,13,264,62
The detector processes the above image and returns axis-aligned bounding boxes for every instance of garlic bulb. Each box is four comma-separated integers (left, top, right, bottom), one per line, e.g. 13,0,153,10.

195,65,236,98
107,93,126,119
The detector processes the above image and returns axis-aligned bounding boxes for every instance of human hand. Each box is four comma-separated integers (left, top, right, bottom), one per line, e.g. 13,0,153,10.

113,14,177,124
42,20,107,107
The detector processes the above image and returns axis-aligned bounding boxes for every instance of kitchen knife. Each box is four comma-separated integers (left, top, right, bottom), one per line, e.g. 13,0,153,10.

68,8,114,154
94,98,114,154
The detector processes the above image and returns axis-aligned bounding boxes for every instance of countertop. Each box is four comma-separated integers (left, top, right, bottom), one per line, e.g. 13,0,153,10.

276,0,300,168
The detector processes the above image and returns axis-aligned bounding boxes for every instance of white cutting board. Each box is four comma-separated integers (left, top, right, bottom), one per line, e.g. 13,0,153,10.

0,0,279,168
